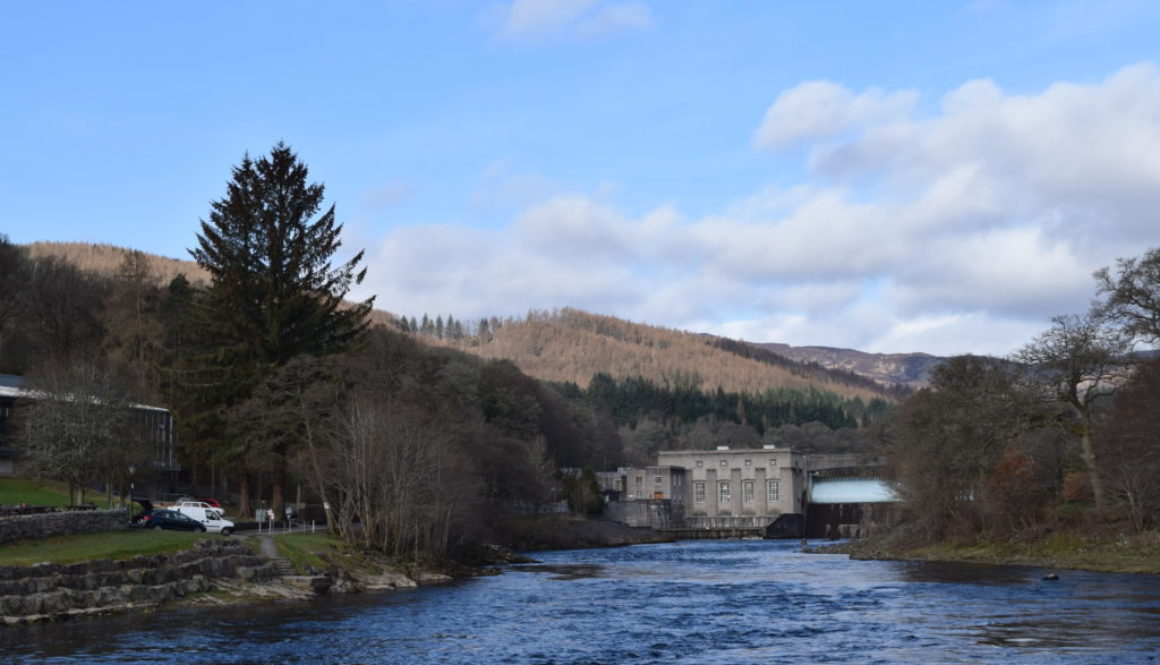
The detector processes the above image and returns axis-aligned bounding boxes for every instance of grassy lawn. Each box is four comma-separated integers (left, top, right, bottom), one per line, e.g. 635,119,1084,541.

0,529,222,567
0,477,121,509
273,532,343,572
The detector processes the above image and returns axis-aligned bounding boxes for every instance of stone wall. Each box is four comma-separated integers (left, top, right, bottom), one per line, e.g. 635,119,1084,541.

0,508,128,545
0,539,279,624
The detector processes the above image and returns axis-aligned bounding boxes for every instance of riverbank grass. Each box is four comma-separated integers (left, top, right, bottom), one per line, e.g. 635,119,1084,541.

848,529,1160,574
272,532,342,572
0,530,218,567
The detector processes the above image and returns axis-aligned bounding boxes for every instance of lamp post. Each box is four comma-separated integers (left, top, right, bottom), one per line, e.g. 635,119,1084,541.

128,465,135,502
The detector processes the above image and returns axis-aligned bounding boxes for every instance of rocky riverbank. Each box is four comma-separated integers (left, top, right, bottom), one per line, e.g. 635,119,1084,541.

0,539,279,625
0,518,675,626
506,516,676,551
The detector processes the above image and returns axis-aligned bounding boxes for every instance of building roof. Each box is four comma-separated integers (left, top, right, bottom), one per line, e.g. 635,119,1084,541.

0,375,169,413
0,374,23,389
810,477,899,504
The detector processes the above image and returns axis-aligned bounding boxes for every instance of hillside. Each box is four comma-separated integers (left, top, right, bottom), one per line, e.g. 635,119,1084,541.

438,309,895,402
25,242,905,400
753,342,945,389
26,241,210,286
23,241,395,328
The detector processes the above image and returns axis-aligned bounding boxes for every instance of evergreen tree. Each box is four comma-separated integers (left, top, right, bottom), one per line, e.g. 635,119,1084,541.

184,142,373,517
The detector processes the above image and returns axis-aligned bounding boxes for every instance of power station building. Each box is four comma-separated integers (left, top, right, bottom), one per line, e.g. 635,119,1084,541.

605,445,807,535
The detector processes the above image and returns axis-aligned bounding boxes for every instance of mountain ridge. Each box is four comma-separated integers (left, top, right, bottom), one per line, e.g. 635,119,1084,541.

23,241,941,395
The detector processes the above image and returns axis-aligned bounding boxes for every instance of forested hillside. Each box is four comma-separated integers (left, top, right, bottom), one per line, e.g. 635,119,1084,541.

26,241,210,286
430,308,895,402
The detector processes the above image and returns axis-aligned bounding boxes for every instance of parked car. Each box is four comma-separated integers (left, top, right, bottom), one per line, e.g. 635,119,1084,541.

174,503,235,536
130,499,207,532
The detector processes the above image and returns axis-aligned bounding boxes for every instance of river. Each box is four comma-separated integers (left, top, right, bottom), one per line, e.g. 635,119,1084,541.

3,540,1159,664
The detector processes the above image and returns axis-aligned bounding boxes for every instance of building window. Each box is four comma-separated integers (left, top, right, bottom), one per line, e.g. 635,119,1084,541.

720,459,728,468
694,481,705,503
695,460,703,468
744,459,752,467
654,475,662,484
635,476,642,485
718,481,731,504
742,479,754,503
770,458,777,466
767,478,780,503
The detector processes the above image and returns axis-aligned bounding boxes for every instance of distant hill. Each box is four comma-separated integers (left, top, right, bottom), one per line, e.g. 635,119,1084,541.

26,241,210,285
437,309,898,402
23,241,396,328
26,242,916,398
751,342,945,389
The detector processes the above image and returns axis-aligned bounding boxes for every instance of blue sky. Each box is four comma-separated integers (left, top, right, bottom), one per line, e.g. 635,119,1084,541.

4,1,1160,356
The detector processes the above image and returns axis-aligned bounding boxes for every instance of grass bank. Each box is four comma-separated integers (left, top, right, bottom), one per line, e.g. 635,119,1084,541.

831,529,1160,574
0,529,221,566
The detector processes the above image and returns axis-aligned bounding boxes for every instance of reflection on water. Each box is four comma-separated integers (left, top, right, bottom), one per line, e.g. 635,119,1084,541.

3,540,1159,665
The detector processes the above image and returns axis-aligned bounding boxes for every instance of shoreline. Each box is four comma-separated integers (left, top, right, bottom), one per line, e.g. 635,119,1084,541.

805,530,1160,575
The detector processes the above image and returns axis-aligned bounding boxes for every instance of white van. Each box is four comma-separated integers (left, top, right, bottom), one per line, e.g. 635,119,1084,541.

174,502,236,536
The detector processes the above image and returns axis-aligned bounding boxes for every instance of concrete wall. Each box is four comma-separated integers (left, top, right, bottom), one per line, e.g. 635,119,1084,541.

605,499,684,529
0,509,127,545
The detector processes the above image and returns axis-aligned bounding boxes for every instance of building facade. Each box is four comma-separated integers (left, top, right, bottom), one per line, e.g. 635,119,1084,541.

607,445,806,532
0,374,178,482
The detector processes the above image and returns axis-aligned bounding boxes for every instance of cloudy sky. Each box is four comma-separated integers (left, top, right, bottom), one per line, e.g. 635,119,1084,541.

4,1,1159,356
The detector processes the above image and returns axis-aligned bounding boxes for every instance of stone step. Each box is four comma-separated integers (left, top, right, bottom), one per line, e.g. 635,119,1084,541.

271,559,296,576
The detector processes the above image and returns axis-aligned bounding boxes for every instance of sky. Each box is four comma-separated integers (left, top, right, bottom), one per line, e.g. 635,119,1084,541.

4,1,1160,357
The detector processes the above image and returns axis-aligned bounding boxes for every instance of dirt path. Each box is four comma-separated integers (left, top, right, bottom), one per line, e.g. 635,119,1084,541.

253,535,280,559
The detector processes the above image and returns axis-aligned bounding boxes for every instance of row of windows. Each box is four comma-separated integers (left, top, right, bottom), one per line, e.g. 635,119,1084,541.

693,479,780,504
693,458,779,469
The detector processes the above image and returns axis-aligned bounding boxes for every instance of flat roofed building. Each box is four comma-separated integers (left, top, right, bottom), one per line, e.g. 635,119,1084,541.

657,446,806,521
0,374,178,478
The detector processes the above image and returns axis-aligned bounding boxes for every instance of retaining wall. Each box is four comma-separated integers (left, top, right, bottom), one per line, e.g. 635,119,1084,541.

0,509,128,545
0,539,279,624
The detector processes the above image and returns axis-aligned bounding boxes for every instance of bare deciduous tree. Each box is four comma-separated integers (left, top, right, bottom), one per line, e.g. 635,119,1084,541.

1013,313,1133,515
21,361,149,505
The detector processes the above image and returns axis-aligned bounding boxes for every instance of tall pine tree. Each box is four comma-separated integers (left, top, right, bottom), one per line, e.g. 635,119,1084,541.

185,143,373,516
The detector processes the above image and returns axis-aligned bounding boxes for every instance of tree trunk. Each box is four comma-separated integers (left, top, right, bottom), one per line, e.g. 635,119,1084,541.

1080,427,1105,516
238,473,253,519
271,461,285,521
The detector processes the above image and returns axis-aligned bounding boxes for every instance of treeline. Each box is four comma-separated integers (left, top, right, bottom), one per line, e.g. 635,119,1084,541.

582,373,891,433
885,247,1160,543
574,373,891,465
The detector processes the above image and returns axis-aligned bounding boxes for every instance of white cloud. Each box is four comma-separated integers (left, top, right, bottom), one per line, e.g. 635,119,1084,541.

362,64,1160,357
754,80,918,150
495,0,652,42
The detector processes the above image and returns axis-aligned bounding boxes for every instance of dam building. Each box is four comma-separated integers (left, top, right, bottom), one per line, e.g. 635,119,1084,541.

601,446,896,538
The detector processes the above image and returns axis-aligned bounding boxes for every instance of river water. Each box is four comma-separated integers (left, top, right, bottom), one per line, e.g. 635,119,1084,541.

3,540,1159,665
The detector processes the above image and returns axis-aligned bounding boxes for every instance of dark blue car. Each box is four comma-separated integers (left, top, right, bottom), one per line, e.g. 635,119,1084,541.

130,500,207,532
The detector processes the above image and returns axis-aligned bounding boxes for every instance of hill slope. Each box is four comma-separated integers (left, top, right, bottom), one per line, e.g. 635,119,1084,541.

25,242,909,399
23,241,395,328
753,342,944,389
26,241,210,285
439,309,895,402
